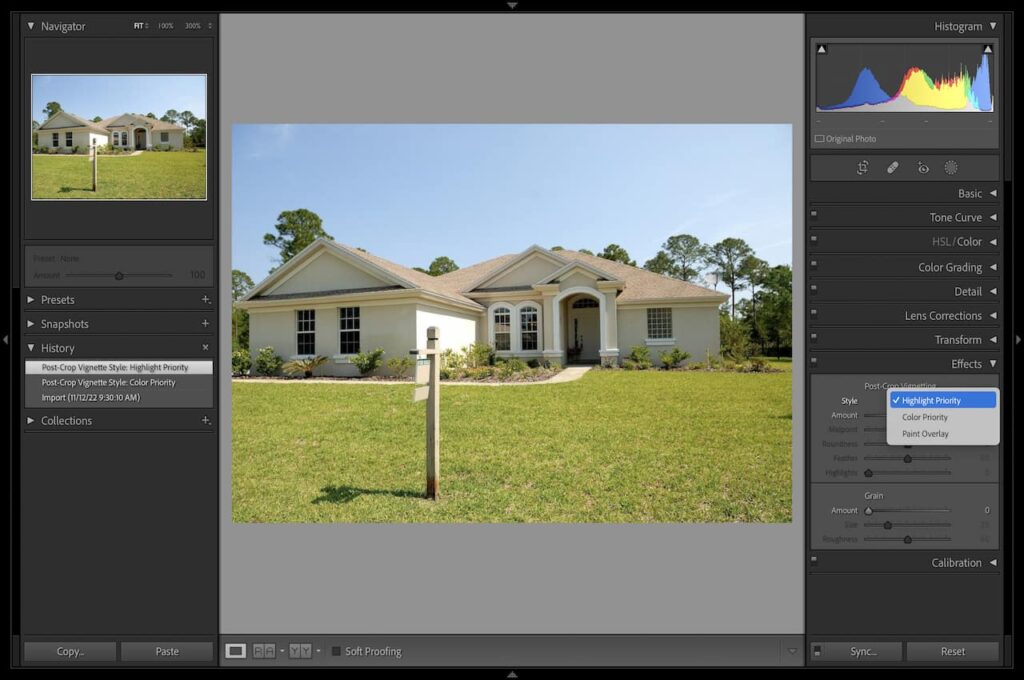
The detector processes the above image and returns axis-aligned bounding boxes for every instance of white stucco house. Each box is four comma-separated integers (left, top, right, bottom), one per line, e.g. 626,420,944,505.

237,239,729,375
35,111,186,151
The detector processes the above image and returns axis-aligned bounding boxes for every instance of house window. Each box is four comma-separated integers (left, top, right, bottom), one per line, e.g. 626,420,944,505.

520,305,539,351
338,307,360,354
296,309,316,355
51,132,59,148
493,307,512,351
160,132,169,143
114,131,121,146
646,308,673,339
65,131,73,147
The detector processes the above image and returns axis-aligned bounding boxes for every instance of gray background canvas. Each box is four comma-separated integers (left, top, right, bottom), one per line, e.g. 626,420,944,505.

220,13,805,634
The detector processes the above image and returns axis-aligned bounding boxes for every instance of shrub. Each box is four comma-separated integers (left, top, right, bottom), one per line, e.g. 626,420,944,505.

231,348,252,376
254,346,284,376
720,315,754,361
659,347,691,370
625,345,653,370
465,366,495,380
498,357,529,378
527,358,541,369
386,356,415,378
441,347,467,373
466,342,495,368
743,357,771,373
282,355,328,378
546,361,562,371
351,347,386,375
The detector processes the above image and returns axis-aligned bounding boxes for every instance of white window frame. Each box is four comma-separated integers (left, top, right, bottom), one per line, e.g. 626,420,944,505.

295,309,316,357
487,301,544,355
160,131,170,143
51,132,59,148
515,301,542,354
65,131,73,147
337,306,360,356
490,304,513,352
645,307,674,343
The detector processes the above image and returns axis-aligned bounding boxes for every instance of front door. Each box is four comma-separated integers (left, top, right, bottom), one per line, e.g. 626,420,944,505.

567,298,600,363
134,128,146,150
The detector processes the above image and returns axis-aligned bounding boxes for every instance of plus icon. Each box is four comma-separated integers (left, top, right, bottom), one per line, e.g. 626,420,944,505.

201,319,211,328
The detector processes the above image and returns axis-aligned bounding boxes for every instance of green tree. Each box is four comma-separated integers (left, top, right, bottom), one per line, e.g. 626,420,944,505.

578,248,594,256
425,256,459,276
550,245,565,251
643,251,679,277
739,255,769,352
706,237,754,319
179,110,197,131
146,112,156,119
231,270,255,351
662,233,708,282
597,243,636,266
160,109,180,124
263,209,331,267
90,116,102,123
42,102,62,119
758,265,793,358
232,269,255,301
185,119,206,148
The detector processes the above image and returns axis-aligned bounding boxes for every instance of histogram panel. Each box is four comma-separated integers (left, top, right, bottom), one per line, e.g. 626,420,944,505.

816,43,994,113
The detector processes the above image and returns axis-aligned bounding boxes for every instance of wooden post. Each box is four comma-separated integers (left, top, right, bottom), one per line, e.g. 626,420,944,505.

425,326,440,499
91,140,97,192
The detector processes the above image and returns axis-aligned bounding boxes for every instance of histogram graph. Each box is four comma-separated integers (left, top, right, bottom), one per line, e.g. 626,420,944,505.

816,43,995,113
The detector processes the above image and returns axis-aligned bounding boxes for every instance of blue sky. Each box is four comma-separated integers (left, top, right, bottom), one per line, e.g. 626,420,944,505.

32,74,206,122
232,124,792,285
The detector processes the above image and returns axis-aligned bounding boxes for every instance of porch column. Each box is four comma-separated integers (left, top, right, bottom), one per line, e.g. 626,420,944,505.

534,284,562,362
597,283,620,366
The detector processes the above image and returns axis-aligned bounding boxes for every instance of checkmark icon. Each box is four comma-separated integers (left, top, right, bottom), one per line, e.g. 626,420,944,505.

892,397,900,406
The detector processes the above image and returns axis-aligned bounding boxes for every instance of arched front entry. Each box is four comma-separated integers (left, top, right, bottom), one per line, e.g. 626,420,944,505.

133,127,148,150
565,295,600,363
551,286,607,365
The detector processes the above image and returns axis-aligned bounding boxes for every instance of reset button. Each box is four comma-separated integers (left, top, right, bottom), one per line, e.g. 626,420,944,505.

906,642,999,663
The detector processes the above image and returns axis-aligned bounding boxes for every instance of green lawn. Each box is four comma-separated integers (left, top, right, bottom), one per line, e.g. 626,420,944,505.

31,150,206,199
232,368,793,524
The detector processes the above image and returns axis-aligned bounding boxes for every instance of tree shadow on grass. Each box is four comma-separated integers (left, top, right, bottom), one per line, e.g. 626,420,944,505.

313,485,423,505
58,185,92,194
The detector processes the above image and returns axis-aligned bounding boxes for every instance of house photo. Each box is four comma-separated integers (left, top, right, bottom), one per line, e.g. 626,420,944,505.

30,74,207,199
36,111,186,151
237,240,727,372
231,123,794,525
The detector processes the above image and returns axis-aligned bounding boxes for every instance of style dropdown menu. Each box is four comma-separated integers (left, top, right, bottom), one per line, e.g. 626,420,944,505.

887,388,1000,446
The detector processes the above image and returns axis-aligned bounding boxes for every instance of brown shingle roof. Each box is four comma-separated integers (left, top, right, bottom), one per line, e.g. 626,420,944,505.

99,114,184,131
332,242,482,308
37,111,109,134
557,249,728,302
434,247,727,303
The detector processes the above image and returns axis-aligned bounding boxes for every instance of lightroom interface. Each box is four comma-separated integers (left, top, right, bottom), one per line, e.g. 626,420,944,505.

8,9,1016,671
